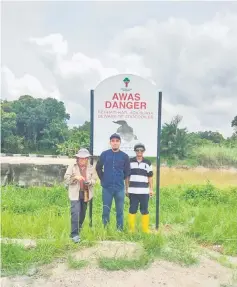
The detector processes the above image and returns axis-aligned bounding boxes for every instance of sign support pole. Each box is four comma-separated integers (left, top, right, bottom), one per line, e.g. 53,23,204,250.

156,91,162,230
89,89,94,228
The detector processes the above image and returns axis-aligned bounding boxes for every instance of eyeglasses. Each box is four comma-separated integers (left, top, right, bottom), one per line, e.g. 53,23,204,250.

135,149,144,152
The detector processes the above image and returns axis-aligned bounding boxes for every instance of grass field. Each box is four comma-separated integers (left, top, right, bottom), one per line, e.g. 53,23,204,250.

159,167,237,187
1,180,237,276
158,146,237,168
193,146,237,168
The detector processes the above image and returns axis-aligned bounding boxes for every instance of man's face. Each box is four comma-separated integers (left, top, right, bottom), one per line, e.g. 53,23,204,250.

77,157,88,166
110,138,121,150
135,148,145,157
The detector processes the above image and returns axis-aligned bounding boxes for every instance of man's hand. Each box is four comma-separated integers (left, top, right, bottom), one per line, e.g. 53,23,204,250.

149,189,154,197
125,177,130,198
125,189,129,197
74,175,85,182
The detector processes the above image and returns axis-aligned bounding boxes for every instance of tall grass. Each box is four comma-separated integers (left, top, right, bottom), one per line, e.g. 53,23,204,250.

1,183,237,275
159,167,237,187
150,145,237,168
193,146,237,168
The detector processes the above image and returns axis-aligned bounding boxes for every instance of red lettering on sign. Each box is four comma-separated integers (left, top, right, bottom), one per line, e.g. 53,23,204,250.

112,93,142,101
105,101,147,109
112,93,119,100
118,93,126,100
105,101,111,108
119,102,126,109
134,93,140,101
134,102,140,109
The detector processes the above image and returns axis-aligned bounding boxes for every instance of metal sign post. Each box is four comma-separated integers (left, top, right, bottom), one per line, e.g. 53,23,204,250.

89,89,94,227
156,91,162,230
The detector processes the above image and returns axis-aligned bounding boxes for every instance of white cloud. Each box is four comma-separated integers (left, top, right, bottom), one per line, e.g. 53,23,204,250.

29,34,68,56
1,66,61,101
26,33,154,126
108,13,237,135
2,12,237,137
105,53,152,79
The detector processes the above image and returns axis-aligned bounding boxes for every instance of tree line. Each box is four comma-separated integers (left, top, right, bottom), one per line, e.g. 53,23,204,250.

1,95,237,158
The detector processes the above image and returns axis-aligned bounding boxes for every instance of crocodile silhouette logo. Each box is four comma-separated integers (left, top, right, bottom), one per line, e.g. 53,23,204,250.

113,120,138,143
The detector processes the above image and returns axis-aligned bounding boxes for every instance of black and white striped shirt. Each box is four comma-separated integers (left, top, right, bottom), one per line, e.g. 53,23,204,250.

128,157,153,194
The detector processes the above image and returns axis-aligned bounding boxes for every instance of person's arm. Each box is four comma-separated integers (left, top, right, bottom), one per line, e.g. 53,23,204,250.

147,162,154,196
64,165,77,185
124,154,131,194
148,177,153,195
88,165,97,186
95,152,104,181
125,177,130,196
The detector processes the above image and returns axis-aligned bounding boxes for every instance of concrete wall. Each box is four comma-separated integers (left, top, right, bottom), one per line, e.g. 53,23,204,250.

1,156,75,187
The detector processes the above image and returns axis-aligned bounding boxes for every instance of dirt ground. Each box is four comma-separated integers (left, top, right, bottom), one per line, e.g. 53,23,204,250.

1,257,236,287
1,241,237,287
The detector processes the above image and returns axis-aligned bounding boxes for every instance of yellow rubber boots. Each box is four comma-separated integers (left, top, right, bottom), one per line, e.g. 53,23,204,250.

128,213,136,232
129,214,150,233
141,214,150,233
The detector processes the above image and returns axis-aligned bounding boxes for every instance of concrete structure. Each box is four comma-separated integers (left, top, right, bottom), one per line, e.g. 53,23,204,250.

1,155,76,187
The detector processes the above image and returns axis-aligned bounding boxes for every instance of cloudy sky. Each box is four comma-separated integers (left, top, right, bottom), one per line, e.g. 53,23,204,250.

1,1,237,137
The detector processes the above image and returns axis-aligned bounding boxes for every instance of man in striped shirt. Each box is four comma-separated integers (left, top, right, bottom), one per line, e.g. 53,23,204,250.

127,143,154,233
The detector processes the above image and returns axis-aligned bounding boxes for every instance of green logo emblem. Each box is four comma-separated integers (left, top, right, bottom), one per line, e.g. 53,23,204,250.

123,77,130,88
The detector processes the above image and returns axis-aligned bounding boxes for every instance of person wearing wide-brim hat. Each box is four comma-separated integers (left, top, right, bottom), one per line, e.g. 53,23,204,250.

64,148,97,243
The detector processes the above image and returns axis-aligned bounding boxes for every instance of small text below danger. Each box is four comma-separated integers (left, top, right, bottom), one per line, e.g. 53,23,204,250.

97,110,154,115
98,114,154,119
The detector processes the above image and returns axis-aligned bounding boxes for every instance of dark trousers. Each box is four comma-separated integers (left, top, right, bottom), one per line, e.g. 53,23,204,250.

102,188,125,230
70,199,88,238
129,193,149,215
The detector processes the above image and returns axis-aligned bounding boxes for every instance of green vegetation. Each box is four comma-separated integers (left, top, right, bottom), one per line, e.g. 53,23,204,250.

98,254,150,271
1,240,73,276
159,115,237,167
149,145,237,168
193,145,237,167
1,183,237,275
1,96,237,168
67,255,88,269
1,96,69,154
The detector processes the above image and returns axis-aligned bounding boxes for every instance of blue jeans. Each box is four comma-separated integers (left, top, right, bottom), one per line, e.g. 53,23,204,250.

102,188,125,230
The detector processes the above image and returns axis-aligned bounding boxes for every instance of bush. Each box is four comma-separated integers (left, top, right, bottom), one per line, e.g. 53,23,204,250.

194,146,237,167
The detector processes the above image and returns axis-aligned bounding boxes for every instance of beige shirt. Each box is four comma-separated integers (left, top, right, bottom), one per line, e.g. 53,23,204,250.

64,163,97,201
